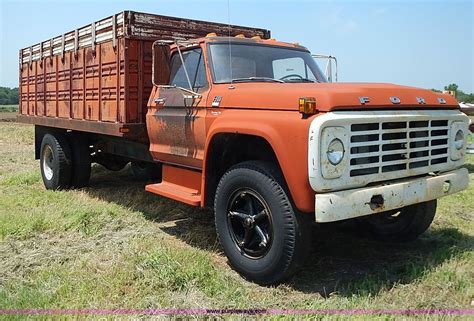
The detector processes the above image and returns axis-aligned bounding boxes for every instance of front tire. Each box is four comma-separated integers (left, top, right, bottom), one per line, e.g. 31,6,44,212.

362,200,437,242
40,133,72,190
214,161,311,285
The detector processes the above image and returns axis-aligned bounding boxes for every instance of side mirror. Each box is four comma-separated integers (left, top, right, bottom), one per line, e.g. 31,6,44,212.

152,41,171,86
312,54,338,82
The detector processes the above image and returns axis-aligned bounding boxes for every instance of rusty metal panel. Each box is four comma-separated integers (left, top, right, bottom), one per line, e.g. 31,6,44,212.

45,55,57,117
71,47,85,119
19,59,28,114
57,52,71,118
18,11,270,139
127,11,270,40
35,58,46,116
17,114,146,139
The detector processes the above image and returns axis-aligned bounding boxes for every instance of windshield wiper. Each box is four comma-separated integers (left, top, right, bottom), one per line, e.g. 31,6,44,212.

231,77,284,83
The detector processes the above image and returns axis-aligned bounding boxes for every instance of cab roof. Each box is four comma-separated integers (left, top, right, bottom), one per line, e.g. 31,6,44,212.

193,36,309,51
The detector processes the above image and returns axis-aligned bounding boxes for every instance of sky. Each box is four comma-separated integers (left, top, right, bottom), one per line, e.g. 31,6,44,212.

0,0,473,92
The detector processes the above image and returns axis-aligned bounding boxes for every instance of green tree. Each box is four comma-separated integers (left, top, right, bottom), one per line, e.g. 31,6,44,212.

434,84,474,104
0,87,19,105
444,83,459,93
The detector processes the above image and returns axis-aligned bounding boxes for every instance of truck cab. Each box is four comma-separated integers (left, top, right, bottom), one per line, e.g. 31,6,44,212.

144,35,469,284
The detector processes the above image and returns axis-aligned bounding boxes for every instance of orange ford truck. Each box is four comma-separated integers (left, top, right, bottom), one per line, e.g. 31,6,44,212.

18,11,470,284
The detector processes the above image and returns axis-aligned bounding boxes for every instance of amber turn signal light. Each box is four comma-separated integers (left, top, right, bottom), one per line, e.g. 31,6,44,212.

299,97,317,116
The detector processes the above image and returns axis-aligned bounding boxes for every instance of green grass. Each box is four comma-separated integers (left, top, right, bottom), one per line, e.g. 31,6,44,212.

0,121,473,320
0,105,18,112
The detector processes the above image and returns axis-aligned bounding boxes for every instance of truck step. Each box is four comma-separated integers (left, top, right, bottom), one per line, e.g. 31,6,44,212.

145,164,202,206
145,182,200,206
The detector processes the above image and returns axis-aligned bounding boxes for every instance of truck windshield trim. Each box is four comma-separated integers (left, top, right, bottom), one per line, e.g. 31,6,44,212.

208,43,327,84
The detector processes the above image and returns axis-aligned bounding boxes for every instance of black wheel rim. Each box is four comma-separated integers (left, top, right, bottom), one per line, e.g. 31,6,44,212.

226,188,273,259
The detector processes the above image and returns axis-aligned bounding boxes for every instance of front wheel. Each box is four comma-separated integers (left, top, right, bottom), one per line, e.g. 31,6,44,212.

362,200,437,242
214,161,311,285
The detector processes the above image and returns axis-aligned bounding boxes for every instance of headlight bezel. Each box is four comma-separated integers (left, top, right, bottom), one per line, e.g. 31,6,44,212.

320,126,349,179
450,121,467,161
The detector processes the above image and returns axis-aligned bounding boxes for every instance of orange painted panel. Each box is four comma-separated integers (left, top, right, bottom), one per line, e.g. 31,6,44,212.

203,109,314,213
35,60,45,116
71,50,85,119
45,56,57,117
27,63,36,115
57,52,70,118
20,63,29,114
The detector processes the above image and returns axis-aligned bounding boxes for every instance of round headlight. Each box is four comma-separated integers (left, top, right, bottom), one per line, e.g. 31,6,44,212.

454,129,465,150
327,138,345,165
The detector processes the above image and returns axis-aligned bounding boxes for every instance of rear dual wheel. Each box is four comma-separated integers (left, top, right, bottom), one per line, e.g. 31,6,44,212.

40,132,91,190
40,134,72,190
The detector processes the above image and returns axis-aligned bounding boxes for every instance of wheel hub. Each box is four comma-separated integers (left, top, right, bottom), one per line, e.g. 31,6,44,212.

42,145,54,181
243,217,254,228
227,189,273,259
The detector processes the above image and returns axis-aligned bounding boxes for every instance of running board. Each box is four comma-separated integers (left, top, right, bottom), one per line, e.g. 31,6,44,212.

145,165,202,206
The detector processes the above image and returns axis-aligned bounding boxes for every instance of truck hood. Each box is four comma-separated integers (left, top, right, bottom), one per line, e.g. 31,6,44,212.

212,82,459,111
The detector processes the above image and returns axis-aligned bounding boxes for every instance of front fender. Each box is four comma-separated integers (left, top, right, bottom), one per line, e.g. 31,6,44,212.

203,109,316,213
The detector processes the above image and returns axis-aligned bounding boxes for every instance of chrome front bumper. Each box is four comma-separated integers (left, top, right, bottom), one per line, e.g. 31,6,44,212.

315,168,469,223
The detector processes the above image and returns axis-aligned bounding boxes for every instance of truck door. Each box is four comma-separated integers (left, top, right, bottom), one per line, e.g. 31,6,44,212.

147,47,209,169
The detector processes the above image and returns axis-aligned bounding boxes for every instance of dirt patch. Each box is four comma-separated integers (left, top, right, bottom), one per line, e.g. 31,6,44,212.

0,112,18,122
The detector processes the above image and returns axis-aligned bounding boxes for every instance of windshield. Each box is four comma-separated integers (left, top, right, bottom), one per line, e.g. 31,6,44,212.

209,43,327,84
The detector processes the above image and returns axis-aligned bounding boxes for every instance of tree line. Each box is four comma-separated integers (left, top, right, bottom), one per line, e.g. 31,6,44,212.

435,84,474,103
0,87,19,105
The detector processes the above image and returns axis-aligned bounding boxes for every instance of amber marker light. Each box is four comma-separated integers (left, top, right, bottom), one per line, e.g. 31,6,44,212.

299,97,317,117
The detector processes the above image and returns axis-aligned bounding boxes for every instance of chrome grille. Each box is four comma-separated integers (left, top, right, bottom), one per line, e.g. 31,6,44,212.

349,119,449,177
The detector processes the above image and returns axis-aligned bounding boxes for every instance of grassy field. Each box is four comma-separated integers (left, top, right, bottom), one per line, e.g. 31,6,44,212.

0,112,473,320
0,105,18,113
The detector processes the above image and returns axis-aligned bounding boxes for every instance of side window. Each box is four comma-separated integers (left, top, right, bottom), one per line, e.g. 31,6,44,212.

169,48,208,91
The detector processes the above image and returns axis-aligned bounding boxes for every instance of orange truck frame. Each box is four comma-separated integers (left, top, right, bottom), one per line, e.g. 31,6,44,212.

18,11,470,284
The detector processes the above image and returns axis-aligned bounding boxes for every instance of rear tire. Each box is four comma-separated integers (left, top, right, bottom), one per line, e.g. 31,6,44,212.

69,133,91,188
362,200,437,242
40,133,72,190
214,161,311,285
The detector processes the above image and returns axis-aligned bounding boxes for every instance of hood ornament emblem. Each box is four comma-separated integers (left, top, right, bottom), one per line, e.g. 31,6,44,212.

359,96,370,104
390,96,401,104
416,97,426,104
